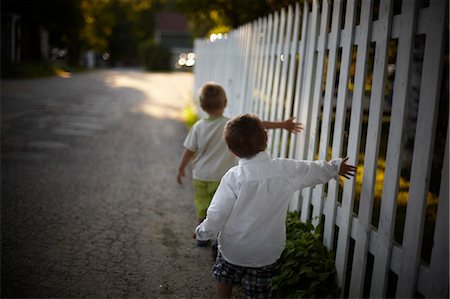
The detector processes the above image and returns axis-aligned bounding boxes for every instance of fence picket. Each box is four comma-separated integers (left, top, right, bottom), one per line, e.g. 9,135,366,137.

255,17,271,117
288,1,310,159
272,6,294,158
262,13,279,122
299,0,320,223
213,39,222,84
229,32,238,112
280,3,301,158
396,2,447,297
250,20,263,114
331,0,359,291
193,39,201,93
427,129,449,297
240,24,254,114
297,0,320,161
369,2,417,297
259,16,273,119
288,2,310,211
223,34,234,114
268,9,286,154
320,0,344,250
309,0,331,228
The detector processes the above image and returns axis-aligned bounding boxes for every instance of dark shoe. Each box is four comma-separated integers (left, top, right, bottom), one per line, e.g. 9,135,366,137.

211,240,218,260
197,239,210,247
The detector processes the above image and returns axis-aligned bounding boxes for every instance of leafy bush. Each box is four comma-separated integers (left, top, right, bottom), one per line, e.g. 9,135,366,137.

181,105,199,128
138,39,172,71
1,61,62,79
271,212,340,298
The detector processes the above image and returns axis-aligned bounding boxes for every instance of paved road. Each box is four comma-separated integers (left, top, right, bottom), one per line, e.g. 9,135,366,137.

1,69,221,298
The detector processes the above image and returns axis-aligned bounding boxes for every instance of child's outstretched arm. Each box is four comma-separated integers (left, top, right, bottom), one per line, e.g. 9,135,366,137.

339,157,357,179
288,157,357,189
177,149,195,185
194,173,238,241
262,117,304,133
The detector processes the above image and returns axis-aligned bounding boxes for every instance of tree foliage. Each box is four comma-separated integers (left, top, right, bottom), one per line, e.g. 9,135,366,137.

138,40,171,71
2,0,84,64
80,0,159,66
2,0,162,67
80,0,115,53
175,0,302,37
3,0,305,67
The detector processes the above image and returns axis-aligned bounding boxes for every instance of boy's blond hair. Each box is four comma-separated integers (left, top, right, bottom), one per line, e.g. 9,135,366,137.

199,82,227,113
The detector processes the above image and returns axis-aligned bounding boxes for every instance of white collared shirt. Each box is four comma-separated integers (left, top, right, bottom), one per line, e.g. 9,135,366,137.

195,151,342,267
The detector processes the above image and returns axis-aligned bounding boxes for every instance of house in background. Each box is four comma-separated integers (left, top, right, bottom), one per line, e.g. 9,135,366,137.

154,11,194,70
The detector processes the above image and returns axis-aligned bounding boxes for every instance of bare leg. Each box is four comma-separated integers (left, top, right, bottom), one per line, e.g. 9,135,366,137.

217,281,233,298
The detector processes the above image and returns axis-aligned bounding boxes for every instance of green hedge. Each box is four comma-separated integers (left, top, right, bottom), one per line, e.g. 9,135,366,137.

138,39,171,71
1,61,60,79
271,212,340,298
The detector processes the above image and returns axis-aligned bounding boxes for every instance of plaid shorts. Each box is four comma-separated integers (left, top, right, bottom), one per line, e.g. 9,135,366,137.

212,252,278,298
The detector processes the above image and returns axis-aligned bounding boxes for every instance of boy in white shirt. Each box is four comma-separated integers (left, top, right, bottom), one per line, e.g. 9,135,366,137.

194,113,356,298
177,82,302,247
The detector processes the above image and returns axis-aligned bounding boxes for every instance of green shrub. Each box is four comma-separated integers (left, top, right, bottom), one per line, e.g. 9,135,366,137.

138,39,171,71
271,212,340,298
1,61,60,79
1,60,85,79
181,105,199,128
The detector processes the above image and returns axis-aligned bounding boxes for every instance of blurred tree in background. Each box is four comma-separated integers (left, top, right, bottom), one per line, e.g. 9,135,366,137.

2,0,84,65
175,0,301,37
2,0,164,71
138,40,171,71
80,0,115,56
2,0,301,74
104,0,156,66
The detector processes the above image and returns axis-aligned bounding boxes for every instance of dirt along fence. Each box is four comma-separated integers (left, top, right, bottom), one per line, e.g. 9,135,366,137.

193,1,449,298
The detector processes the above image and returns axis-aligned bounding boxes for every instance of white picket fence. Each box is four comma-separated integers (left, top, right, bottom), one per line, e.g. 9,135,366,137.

193,1,448,298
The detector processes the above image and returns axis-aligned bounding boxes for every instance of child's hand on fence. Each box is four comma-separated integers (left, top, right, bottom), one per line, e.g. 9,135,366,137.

339,157,357,179
283,117,304,133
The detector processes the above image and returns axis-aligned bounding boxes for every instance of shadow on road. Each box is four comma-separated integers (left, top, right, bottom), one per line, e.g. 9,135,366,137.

1,70,230,298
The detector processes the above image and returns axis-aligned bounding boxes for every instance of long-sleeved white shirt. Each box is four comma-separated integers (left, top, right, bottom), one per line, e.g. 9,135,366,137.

195,151,342,267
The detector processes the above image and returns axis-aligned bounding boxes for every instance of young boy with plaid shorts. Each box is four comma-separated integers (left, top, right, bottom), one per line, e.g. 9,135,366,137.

177,82,302,247
194,114,356,298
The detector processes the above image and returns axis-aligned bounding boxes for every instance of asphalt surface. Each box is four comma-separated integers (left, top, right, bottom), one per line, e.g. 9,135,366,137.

1,69,225,298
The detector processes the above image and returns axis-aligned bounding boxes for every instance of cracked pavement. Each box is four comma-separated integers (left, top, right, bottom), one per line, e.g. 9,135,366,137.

1,70,222,298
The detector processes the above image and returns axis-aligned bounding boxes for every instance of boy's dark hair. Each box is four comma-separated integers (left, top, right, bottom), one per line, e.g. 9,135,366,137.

199,82,227,113
224,114,267,158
